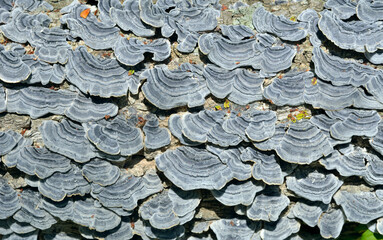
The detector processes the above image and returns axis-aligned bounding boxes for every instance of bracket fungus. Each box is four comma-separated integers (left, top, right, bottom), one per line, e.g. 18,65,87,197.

252,6,308,42
61,2,120,50
334,190,383,224
141,64,209,110
211,179,264,206
291,200,329,228
91,170,163,211
0,178,21,220
286,168,343,204
210,218,260,240
203,64,264,105
318,208,345,239
114,37,171,66
246,186,290,222
275,120,333,164
198,33,296,74
143,113,171,150
220,24,254,42
156,146,251,191
0,47,31,83
85,116,144,156
66,46,136,98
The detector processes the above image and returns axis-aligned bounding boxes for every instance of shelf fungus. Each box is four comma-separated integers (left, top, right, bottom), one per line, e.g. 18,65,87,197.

110,0,155,37
0,8,51,43
319,145,368,177
42,197,121,232
139,188,200,229
0,47,31,83
0,84,5,113
291,200,329,227
356,0,383,23
61,2,119,50
85,116,144,156
260,217,300,240
13,189,57,230
22,55,65,85
143,113,171,150
198,33,296,74
0,130,22,156
39,119,101,163
286,169,343,204
371,122,383,156
34,164,91,202
220,24,254,42
275,120,333,164
156,146,251,191
202,64,263,105
2,145,72,179
318,10,383,53
263,70,313,106
211,179,264,206
141,64,209,110
252,6,308,42
246,186,290,222
114,37,171,66
91,170,163,211
0,177,21,220
334,190,383,224
324,0,358,20
318,208,345,239
66,46,136,98
326,109,381,141
27,27,71,64
210,218,260,240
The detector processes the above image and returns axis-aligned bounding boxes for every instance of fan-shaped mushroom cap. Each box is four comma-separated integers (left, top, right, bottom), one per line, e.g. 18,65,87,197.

276,120,333,164
3,145,72,179
371,122,383,155
156,146,251,191
318,10,383,53
327,109,381,140
0,178,21,219
65,46,136,98
35,164,91,202
13,189,56,230
202,64,263,105
221,24,254,42
252,6,308,41
143,113,171,150
286,168,343,204
85,115,143,156
211,179,264,206
139,188,200,229
110,0,155,37
246,186,290,222
198,33,296,74
263,70,313,106
320,145,368,177
0,47,31,83
114,37,171,66
260,217,300,240
318,208,345,239
22,55,65,85
27,26,70,64
210,218,260,240
334,189,383,224
61,3,119,49
291,200,329,227
91,170,163,211
141,64,209,110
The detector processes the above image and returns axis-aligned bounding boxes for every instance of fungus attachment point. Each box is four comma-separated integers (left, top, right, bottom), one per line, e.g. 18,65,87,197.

80,8,90,19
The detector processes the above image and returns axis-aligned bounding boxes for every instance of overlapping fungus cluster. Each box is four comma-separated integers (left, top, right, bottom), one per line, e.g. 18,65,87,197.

1,0,383,239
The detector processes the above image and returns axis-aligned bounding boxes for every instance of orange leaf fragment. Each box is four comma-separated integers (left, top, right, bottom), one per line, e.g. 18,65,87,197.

221,4,228,11
80,8,90,19
104,115,111,120
311,77,317,85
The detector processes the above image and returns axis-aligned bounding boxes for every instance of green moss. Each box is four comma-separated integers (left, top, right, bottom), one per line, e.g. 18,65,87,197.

228,3,262,29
